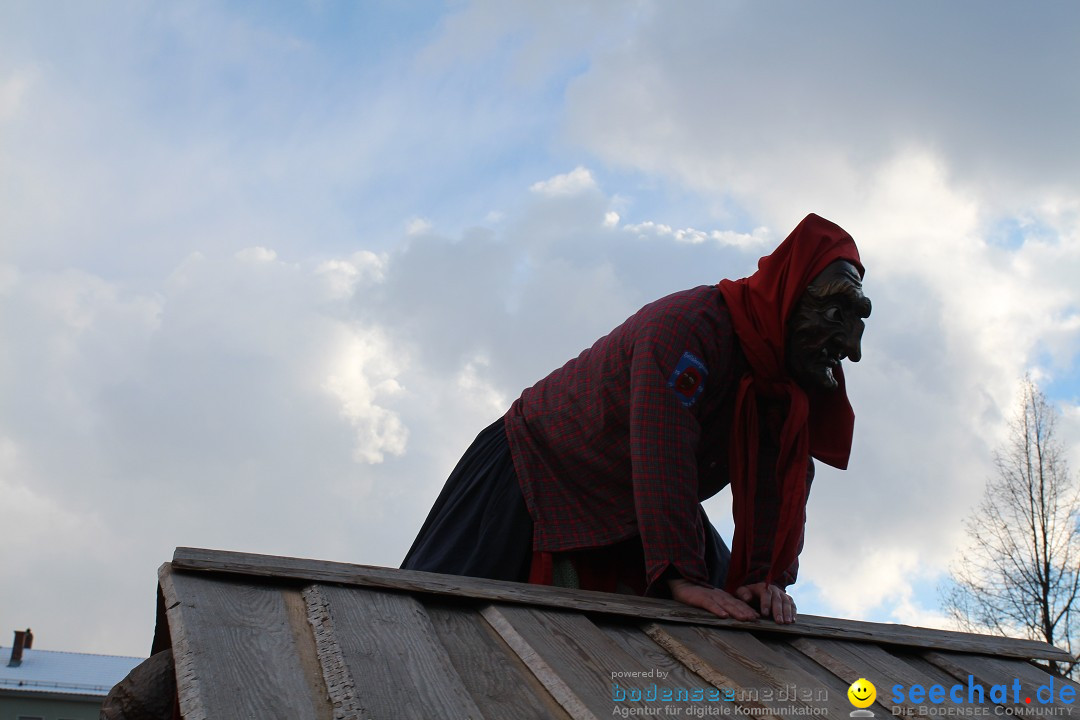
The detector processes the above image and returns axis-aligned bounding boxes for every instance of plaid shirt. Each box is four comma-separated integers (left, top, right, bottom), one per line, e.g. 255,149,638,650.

504,285,813,591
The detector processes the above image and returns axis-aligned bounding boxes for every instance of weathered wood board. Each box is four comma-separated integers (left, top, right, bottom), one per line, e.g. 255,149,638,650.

426,602,572,720
160,568,332,720
155,550,1079,720
313,584,483,719
170,547,1071,661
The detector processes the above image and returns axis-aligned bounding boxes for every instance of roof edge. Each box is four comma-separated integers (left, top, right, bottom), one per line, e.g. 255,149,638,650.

168,546,1073,663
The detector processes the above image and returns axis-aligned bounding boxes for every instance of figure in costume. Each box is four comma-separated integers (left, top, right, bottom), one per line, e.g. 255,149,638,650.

403,213,871,623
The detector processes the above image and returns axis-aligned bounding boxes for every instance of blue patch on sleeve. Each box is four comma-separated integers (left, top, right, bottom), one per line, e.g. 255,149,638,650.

667,351,708,407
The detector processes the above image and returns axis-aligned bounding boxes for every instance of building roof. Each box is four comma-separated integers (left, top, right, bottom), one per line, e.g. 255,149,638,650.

155,547,1079,719
0,645,144,699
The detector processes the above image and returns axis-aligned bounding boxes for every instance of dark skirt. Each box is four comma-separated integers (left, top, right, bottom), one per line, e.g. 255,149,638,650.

401,417,732,590
401,418,534,582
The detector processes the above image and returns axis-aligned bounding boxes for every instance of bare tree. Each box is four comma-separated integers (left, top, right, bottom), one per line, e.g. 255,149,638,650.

942,378,1080,677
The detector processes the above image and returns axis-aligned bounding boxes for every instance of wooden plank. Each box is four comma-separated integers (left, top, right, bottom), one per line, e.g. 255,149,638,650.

787,637,863,687
642,624,778,720
159,567,209,720
480,606,597,720
598,620,756,719
283,590,335,720
315,584,484,719
701,626,855,717
790,637,997,715
923,650,1080,710
423,601,571,720
755,636,859,700
483,604,700,718
169,547,1071,661
158,565,331,720
765,637,976,710
645,623,850,718
300,586,362,720
882,648,990,691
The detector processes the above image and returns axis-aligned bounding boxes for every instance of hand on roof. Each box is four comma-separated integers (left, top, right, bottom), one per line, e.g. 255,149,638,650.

735,582,797,624
667,578,759,622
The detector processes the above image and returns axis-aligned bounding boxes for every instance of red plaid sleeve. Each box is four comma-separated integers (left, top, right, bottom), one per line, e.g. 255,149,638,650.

627,316,714,591
744,456,815,589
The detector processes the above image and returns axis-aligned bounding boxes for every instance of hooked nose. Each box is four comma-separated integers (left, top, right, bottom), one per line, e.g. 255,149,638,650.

842,319,865,363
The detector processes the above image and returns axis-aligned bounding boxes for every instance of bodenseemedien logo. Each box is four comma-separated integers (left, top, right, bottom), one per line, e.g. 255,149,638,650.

849,678,878,717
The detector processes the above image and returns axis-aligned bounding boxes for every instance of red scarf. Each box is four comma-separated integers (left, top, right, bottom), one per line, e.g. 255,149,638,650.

716,213,863,592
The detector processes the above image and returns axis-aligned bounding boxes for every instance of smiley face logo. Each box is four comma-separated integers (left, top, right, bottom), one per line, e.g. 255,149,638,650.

848,678,876,708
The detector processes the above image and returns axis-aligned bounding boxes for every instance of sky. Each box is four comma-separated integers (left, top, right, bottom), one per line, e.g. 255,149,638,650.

2,1,1080,658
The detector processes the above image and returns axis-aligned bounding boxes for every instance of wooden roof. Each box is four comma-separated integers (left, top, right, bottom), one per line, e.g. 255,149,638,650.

154,547,1077,719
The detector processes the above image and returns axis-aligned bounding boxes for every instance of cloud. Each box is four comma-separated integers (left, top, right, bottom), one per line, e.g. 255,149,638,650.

4,147,1077,654
322,325,409,465
622,221,770,248
3,0,1080,657
529,166,599,196
315,251,387,301
234,246,278,263
405,217,433,236
564,0,1080,216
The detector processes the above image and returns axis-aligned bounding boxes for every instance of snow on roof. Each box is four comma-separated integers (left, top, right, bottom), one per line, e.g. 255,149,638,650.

0,645,145,697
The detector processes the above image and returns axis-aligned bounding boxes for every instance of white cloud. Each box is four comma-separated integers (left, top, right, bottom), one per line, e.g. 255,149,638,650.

405,217,433,236
455,355,507,419
888,598,958,633
530,166,598,196
234,246,278,263
565,2,1080,216
623,221,771,249
807,545,924,619
316,251,387,300
322,325,409,465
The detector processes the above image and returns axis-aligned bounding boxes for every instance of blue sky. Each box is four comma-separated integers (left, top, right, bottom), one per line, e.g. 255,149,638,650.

3,1,1080,657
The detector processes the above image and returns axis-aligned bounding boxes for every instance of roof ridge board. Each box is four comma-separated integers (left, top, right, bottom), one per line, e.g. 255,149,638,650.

168,546,1071,663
